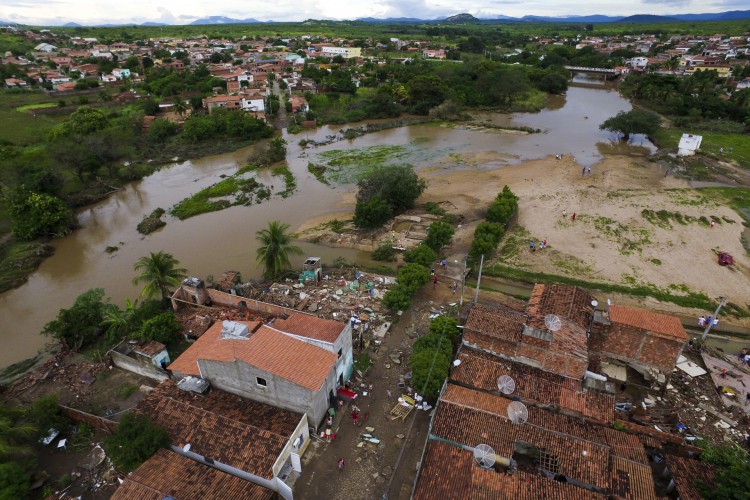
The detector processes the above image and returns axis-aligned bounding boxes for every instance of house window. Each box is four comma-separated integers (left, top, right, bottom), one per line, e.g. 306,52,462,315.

338,348,343,359
256,377,267,387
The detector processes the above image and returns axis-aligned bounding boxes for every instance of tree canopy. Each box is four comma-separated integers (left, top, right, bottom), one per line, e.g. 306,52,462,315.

103,413,170,471
4,186,74,241
599,110,662,140
42,288,107,351
132,251,187,303
353,164,426,229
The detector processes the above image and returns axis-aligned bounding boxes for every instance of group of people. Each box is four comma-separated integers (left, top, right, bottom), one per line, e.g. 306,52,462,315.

562,209,576,221
529,240,548,252
697,315,719,329
430,261,458,294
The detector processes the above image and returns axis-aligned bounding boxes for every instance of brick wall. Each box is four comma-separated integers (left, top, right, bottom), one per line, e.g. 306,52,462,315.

60,405,118,434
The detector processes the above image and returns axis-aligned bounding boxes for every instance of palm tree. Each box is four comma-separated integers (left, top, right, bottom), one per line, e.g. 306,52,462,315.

132,251,187,304
255,221,302,280
0,404,36,458
172,96,187,118
102,298,138,342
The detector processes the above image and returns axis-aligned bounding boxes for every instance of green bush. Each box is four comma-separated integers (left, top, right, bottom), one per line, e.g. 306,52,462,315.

372,242,397,262
397,263,431,294
428,316,461,342
382,285,412,311
103,413,170,471
27,395,70,434
413,333,452,359
485,186,519,226
410,348,451,399
148,118,179,141
136,311,182,345
353,196,392,229
424,221,455,252
404,244,437,268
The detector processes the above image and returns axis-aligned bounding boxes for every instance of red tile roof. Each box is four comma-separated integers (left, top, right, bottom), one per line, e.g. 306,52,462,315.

451,348,615,424
526,284,595,331
134,340,165,357
111,449,273,500
272,313,346,344
667,456,717,500
414,441,605,500
609,456,658,500
608,305,687,341
168,321,337,391
136,388,294,479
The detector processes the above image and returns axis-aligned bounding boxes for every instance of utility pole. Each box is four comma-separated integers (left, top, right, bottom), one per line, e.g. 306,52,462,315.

473,254,484,304
459,257,467,308
701,296,727,342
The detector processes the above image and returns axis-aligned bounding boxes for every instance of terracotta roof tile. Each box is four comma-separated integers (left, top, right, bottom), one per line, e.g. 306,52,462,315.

168,321,337,391
451,348,614,423
134,340,165,357
666,456,717,500
145,380,303,436
431,399,611,489
272,313,346,344
609,456,658,500
608,305,687,341
526,284,595,331
111,449,273,500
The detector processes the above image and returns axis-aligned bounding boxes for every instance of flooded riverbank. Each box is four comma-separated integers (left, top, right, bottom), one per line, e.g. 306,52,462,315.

0,83,655,368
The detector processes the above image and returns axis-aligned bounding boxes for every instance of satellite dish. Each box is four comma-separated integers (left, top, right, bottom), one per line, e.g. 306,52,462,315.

607,298,612,306
453,359,462,367
474,444,496,468
544,314,562,332
507,401,529,424
591,300,598,308
183,443,191,452
497,375,516,395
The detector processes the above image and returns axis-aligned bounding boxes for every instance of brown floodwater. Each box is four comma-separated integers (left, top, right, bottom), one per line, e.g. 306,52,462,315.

0,82,656,368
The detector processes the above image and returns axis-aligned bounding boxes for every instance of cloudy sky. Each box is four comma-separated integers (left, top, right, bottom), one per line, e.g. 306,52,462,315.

1,0,747,26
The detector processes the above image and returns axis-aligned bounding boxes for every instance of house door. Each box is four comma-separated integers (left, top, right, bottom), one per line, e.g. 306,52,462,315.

291,452,302,472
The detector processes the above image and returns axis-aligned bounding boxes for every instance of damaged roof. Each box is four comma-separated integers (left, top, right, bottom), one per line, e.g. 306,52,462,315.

136,383,304,479
414,441,605,500
526,284,595,331
168,320,337,391
451,348,614,424
111,449,273,500
666,456,717,500
608,305,687,341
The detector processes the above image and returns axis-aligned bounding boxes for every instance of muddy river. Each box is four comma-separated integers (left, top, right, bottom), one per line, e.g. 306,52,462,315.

0,79,655,368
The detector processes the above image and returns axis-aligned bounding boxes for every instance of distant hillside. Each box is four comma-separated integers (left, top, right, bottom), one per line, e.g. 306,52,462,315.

520,14,624,22
444,13,480,24
190,16,261,25
618,14,679,23
356,17,426,23
140,22,167,26
674,9,750,21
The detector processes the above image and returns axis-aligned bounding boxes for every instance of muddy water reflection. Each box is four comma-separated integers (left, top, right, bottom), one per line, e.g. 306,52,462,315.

0,84,655,368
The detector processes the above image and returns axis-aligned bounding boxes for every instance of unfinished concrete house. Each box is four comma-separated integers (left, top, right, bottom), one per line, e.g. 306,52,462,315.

135,380,309,499
168,317,350,428
107,340,170,382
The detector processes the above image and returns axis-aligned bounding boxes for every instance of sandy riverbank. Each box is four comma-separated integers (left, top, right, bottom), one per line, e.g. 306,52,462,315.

298,153,750,323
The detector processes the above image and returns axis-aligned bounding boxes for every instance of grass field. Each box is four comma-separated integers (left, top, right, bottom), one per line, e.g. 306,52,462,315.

654,127,750,169
0,91,67,145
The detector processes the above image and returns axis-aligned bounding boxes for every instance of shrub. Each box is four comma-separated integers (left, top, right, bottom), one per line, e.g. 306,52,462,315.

428,316,461,342
410,348,451,399
397,263,431,294
424,221,455,252
372,242,397,262
403,244,437,268
413,333,452,359
136,311,182,345
353,196,392,229
382,285,412,311
103,413,170,471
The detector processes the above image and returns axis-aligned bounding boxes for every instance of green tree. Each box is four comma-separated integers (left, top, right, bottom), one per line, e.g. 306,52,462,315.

4,187,73,241
404,244,437,268
382,285,412,311
410,348,451,399
267,137,288,163
102,298,139,342
697,442,750,500
0,461,34,499
397,263,431,293
103,413,170,471
353,196,392,229
356,164,426,215
42,288,107,351
424,221,455,252
172,96,187,118
429,316,461,342
413,333,452,359
255,221,303,280
132,251,187,303
136,311,182,345
599,110,661,140
54,105,108,137
407,74,448,115
485,186,518,226
538,72,569,94
147,117,179,141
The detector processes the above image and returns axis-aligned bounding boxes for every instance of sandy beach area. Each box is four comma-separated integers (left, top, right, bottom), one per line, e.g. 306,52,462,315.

298,153,750,322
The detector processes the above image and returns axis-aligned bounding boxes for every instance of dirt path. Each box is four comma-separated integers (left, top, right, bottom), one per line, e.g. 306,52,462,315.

296,283,459,500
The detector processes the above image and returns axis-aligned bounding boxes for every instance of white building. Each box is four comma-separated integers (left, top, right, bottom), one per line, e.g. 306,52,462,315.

677,133,702,156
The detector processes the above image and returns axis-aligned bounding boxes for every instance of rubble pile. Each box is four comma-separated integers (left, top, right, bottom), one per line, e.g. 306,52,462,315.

5,349,106,406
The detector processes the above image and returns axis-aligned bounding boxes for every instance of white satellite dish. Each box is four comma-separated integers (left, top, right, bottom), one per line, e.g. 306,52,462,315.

544,314,562,332
591,300,598,308
497,375,516,395
183,443,191,452
453,359,462,367
474,443,496,468
507,401,529,424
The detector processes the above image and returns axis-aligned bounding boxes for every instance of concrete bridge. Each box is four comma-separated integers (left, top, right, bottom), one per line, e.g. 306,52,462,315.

564,66,618,74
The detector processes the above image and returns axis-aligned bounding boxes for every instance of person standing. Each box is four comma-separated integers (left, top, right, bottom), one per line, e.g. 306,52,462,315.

710,220,715,228
433,275,439,288
698,315,705,327
452,281,458,294
571,213,576,222
338,458,345,471
563,209,567,219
